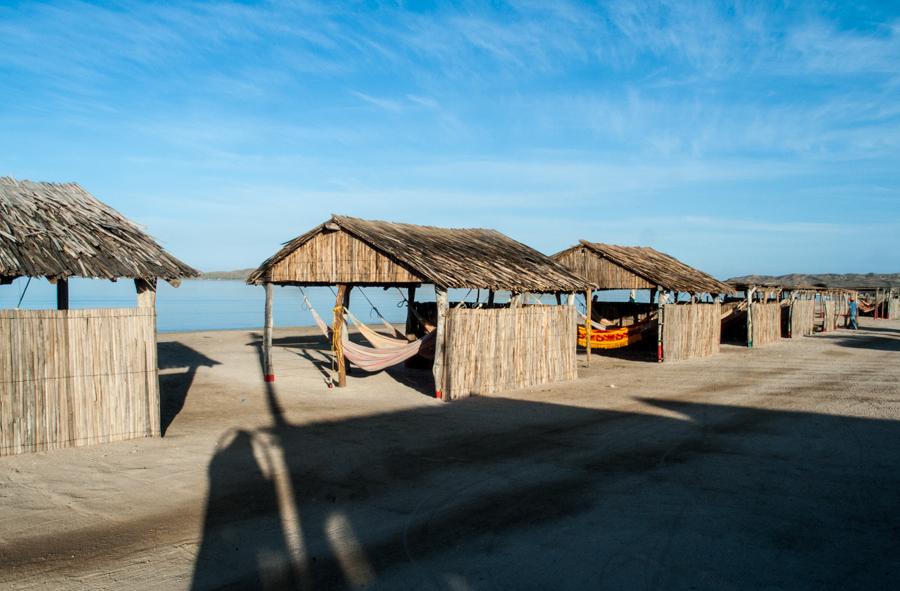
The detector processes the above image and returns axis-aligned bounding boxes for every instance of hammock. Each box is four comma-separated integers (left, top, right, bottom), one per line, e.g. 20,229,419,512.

306,299,436,372
356,287,406,338
720,301,747,320
577,319,656,350
341,329,436,372
344,308,409,348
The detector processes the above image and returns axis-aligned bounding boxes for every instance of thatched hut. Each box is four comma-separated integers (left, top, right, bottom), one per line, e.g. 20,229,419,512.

727,282,859,343
248,215,587,400
725,282,789,346
855,286,899,320
0,177,197,456
552,241,732,362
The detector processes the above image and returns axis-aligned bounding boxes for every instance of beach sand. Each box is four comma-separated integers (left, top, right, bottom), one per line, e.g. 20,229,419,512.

2,319,899,589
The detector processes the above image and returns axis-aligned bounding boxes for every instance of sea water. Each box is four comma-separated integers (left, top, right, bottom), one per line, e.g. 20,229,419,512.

0,278,641,333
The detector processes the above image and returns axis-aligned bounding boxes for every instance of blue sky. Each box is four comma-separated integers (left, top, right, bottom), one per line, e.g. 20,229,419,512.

2,1,899,278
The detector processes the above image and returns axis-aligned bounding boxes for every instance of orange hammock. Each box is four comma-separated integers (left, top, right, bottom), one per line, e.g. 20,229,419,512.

577,323,648,350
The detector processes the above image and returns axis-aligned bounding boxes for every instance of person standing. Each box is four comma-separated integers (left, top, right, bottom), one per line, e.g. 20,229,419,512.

848,296,859,330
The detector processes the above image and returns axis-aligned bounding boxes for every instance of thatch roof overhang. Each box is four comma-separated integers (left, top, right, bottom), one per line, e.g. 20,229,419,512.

248,215,590,293
554,240,733,295
0,177,198,284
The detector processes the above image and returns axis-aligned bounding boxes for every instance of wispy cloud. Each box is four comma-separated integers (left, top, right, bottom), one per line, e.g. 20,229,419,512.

2,1,899,273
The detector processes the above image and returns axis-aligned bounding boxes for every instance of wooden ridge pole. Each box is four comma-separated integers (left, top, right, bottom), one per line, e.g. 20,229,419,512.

433,285,448,399
263,282,274,382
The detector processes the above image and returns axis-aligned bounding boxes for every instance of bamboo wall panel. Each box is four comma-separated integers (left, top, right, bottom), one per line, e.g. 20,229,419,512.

751,302,781,346
661,303,721,362
0,308,159,456
834,295,849,328
790,300,816,337
269,229,423,285
555,247,653,290
889,298,900,320
442,306,577,400
822,300,837,332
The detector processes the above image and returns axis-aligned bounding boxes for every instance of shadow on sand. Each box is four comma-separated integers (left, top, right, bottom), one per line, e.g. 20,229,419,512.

157,341,220,435
818,325,900,353
189,340,900,590
246,330,437,397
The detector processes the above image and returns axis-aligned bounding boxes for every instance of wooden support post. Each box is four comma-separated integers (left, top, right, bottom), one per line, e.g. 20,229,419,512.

555,293,562,305
334,284,350,387
56,278,69,310
432,285,448,399
788,291,795,338
656,286,664,362
488,290,495,306
263,283,274,382
566,293,575,306
585,288,592,367
746,288,754,348
135,278,157,309
405,286,417,341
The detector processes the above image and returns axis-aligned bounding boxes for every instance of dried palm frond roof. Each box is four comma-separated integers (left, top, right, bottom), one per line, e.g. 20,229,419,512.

558,240,732,294
248,214,590,292
0,177,198,283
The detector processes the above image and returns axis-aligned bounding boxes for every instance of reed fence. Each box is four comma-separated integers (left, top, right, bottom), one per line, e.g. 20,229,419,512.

751,302,781,346
888,298,900,320
821,300,837,332
789,300,816,337
661,303,721,362
442,305,577,400
0,308,159,456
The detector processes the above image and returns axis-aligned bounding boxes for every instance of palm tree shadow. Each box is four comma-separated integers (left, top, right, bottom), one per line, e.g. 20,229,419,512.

191,364,900,589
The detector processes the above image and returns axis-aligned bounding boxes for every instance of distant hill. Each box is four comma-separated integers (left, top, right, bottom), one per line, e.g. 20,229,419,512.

727,273,900,289
199,268,254,281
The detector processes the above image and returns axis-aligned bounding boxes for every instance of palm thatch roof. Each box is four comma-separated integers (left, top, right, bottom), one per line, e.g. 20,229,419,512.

0,177,198,283
248,214,589,292
555,240,732,294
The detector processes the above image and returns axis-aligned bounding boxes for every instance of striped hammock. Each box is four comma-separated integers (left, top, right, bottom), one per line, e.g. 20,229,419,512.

577,321,653,350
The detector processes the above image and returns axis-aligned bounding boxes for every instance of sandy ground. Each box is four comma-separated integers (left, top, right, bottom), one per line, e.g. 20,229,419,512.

1,318,899,590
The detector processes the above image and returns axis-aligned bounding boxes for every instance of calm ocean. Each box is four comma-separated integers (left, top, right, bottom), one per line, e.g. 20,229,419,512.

0,278,639,333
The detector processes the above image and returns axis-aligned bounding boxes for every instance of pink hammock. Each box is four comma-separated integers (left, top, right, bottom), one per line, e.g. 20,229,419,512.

344,309,410,348
306,300,436,372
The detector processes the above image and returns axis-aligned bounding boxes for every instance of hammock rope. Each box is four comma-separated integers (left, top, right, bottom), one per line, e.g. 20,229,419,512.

395,287,434,329
356,287,405,338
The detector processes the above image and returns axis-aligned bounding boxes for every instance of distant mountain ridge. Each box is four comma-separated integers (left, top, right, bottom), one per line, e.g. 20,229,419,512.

197,269,900,287
727,273,900,288
199,268,254,281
